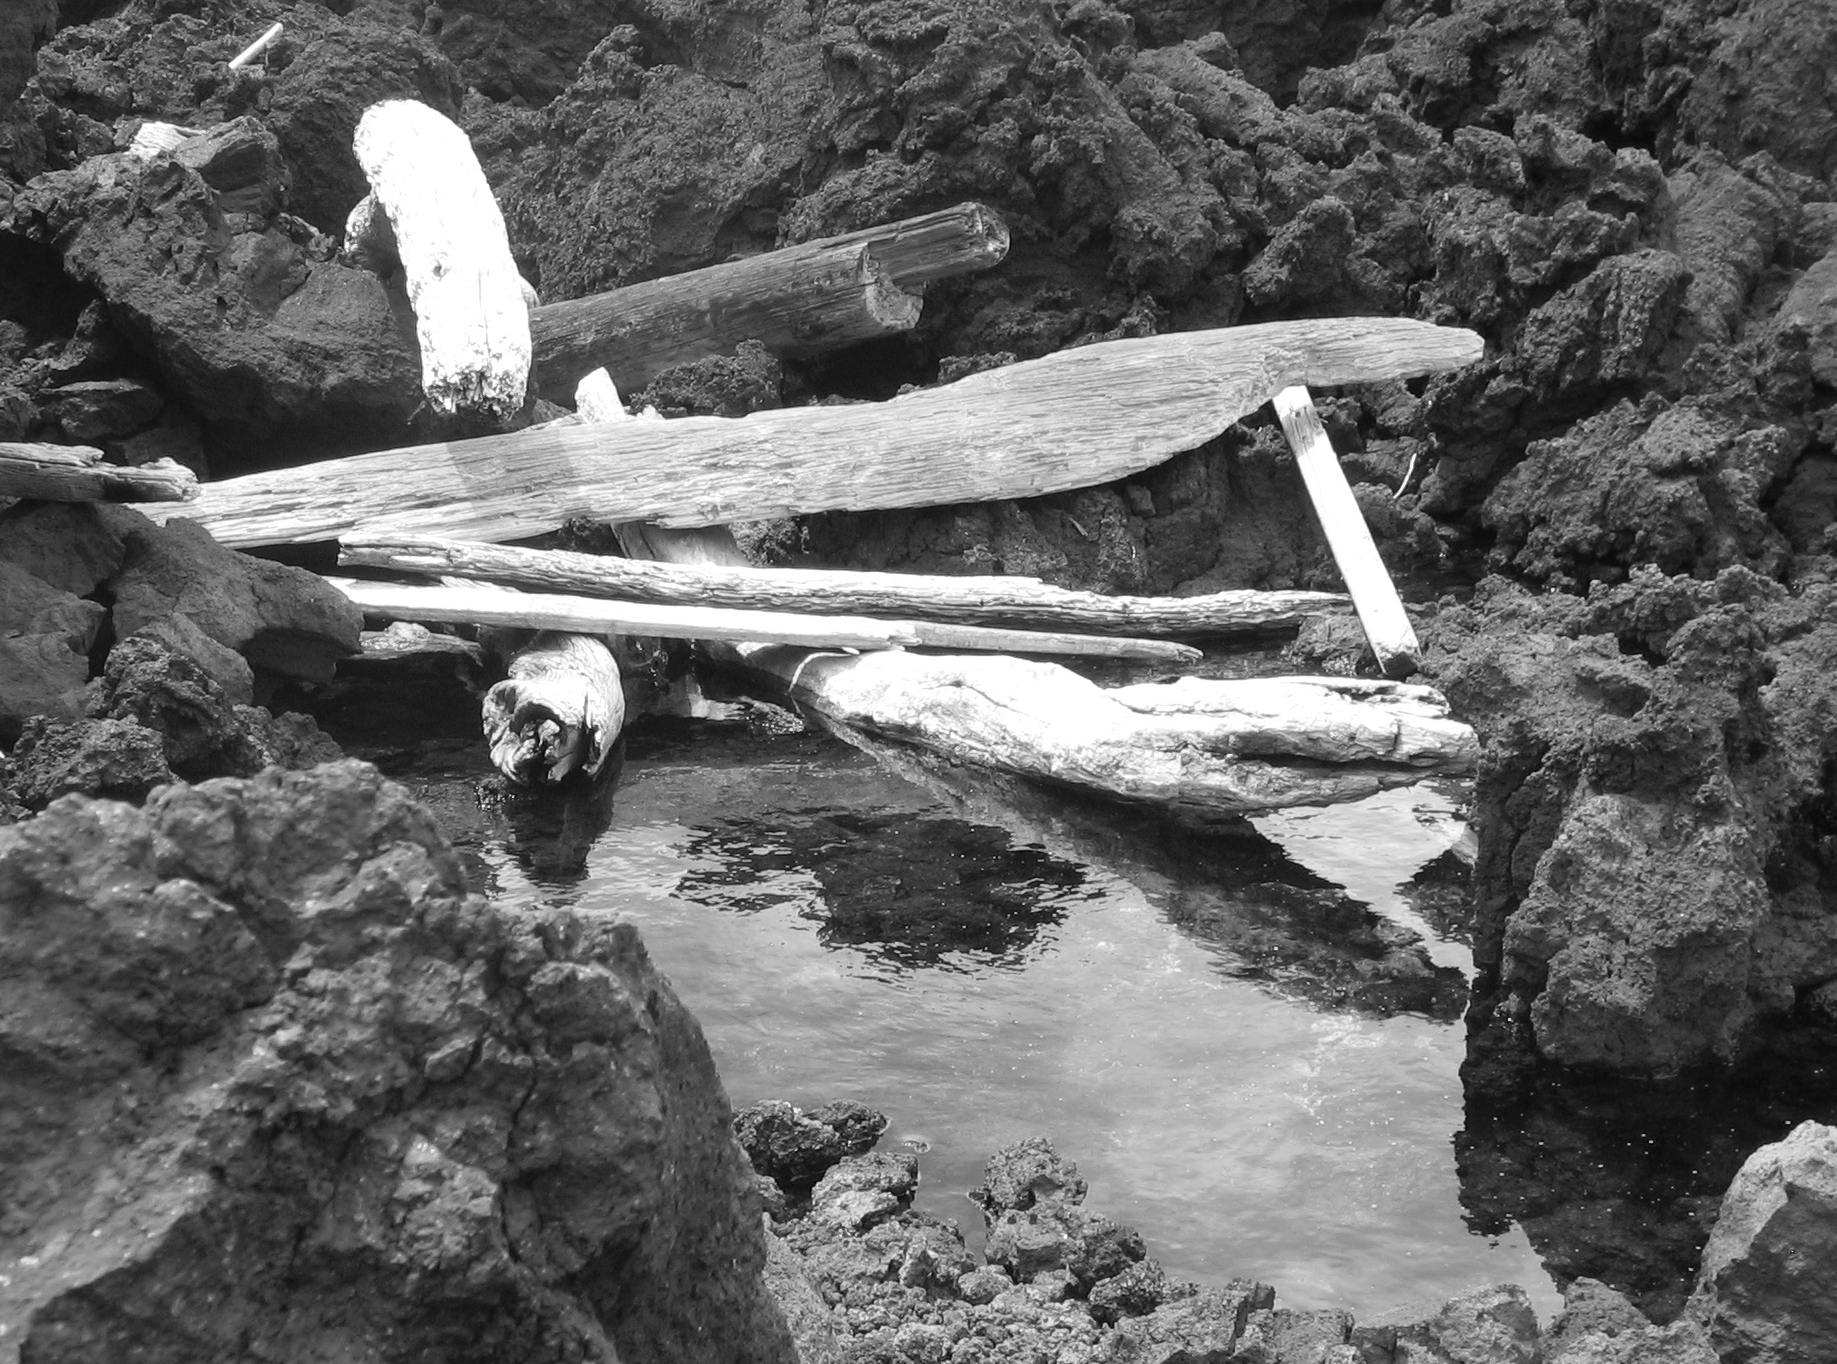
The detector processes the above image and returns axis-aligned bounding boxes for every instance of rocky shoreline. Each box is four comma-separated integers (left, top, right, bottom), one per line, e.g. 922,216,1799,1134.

5,0,1837,1356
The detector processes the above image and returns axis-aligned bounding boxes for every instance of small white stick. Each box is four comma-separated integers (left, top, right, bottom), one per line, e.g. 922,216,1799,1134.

1272,384,1421,677
228,22,283,70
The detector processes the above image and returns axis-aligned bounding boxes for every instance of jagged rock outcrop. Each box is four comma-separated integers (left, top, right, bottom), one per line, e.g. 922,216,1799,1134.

0,760,796,1363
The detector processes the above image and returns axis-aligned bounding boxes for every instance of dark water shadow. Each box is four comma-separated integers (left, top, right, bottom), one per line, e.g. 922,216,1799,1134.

1457,1038,1837,1321
810,720,1470,1020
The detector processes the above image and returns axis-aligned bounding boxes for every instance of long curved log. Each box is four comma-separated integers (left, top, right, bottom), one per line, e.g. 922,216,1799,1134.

155,318,1483,547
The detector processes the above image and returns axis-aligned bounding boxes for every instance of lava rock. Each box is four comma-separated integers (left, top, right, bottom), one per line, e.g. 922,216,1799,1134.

0,760,796,1362
809,1151,919,1231
0,560,104,654
39,376,163,441
970,1135,1089,1219
7,714,175,808
983,1202,1147,1292
1234,1306,1354,1361
734,1098,891,1191
1691,1120,1837,1364
1096,1279,1275,1361
0,634,90,743
1088,1258,1192,1325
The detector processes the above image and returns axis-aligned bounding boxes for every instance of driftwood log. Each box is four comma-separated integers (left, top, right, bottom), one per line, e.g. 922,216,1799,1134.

529,243,920,401
481,630,624,785
1274,385,1421,676
158,319,1484,547
0,443,197,503
326,577,1200,662
339,534,1344,638
620,525,1478,814
351,99,531,422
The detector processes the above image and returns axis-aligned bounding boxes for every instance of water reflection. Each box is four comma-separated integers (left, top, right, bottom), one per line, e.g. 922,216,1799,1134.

674,812,1094,970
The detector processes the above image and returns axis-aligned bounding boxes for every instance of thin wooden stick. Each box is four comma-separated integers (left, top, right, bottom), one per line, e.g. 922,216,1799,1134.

339,534,1343,637
0,443,197,503
1272,385,1420,676
157,319,1484,547
228,22,282,69
786,202,1011,286
328,577,1201,662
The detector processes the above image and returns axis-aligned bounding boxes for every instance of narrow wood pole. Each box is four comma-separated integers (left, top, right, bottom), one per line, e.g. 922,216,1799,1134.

338,533,1344,637
528,242,920,400
1271,385,1420,677
327,577,1199,661
0,443,197,503
353,99,531,423
783,202,1011,286
228,21,283,68
156,319,1485,547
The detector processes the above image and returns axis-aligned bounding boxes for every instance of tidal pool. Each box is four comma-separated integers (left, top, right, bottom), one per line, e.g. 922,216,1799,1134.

365,711,1563,1321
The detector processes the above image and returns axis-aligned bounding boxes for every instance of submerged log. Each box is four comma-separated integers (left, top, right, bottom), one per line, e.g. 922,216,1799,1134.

529,243,921,400
481,630,624,785
625,527,1478,814
0,442,197,503
1273,385,1421,677
161,318,1484,547
352,99,531,422
327,576,1199,661
525,203,1006,400
340,534,1344,637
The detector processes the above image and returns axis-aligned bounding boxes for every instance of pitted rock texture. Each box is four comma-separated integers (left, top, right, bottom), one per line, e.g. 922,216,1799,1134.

0,760,795,1363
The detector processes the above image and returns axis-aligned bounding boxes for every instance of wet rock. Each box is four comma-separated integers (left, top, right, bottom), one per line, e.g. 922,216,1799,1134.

810,1151,919,1231
734,1097,890,1191
1096,1279,1274,1361
1690,1120,1837,1364
1087,1259,1191,1325
0,760,796,1362
1233,1306,1353,1362
983,1202,1147,1293
970,1135,1089,1218
7,714,175,808
1541,1279,1659,1359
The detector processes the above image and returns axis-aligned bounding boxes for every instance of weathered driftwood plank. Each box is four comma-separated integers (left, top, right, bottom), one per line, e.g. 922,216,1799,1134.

529,242,921,400
1273,385,1421,677
328,577,1198,661
161,319,1484,547
352,99,531,422
0,442,197,503
624,524,1478,814
482,630,624,785
339,534,1344,637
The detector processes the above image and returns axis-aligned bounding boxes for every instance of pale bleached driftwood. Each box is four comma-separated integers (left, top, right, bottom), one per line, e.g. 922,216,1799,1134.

1272,385,1421,677
126,122,198,159
526,203,1005,399
327,576,1199,661
625,525,1478,814
161,319,1484,547
339,533,1344,638
352,99,531,422
482,630,624,785
359,621,486,665
0,443,197,503
228,21,282,68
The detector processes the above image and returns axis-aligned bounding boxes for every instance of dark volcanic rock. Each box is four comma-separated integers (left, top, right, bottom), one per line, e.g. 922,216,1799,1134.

0,760,796,1363
0,0,55,108
734,1097,890,1192
7,714,175,808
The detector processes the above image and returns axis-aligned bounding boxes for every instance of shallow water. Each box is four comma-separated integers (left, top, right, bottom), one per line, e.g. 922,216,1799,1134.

364,707,1563,1321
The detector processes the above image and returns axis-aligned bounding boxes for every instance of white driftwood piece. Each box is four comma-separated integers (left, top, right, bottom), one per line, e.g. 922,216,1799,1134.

482,630,624,785
157,319,1483,547
351,99,531,422
1272,384,1421,676
620,526,1478,814
126,122,198,159
228,21,282,68
0,443,197,502
327,576,1200,661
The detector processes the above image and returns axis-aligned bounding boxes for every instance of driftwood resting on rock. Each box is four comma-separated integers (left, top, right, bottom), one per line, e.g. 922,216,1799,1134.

339,534,1344,638
619,525,1477,815
327,576,1200,662
529,242,920,401
525,202,1007,400
481,630,623,785
351,100,530,422
159,318,1484,547
0,442,197,502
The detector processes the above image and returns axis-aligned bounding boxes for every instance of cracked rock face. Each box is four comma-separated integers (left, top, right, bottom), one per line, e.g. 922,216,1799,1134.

0,760,795,1364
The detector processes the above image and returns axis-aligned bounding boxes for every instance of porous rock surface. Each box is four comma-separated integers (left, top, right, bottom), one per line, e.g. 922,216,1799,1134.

0,759,796,1363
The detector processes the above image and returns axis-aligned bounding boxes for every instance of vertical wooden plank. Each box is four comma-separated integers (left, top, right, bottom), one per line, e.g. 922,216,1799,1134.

1272,385,1421,678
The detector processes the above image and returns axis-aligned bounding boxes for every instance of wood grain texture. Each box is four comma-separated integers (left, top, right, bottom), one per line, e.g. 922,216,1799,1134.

162,318,1484,547
0,443,197,502
353,99,531,422
340,534,1345,637
1273,385,1421,677
482,630,623,785
787,201,1010,285
328,577,1199,661
529,242,921,400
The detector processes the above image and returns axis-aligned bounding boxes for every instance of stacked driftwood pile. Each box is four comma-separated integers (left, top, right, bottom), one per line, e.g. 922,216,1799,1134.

10,94,1490,817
